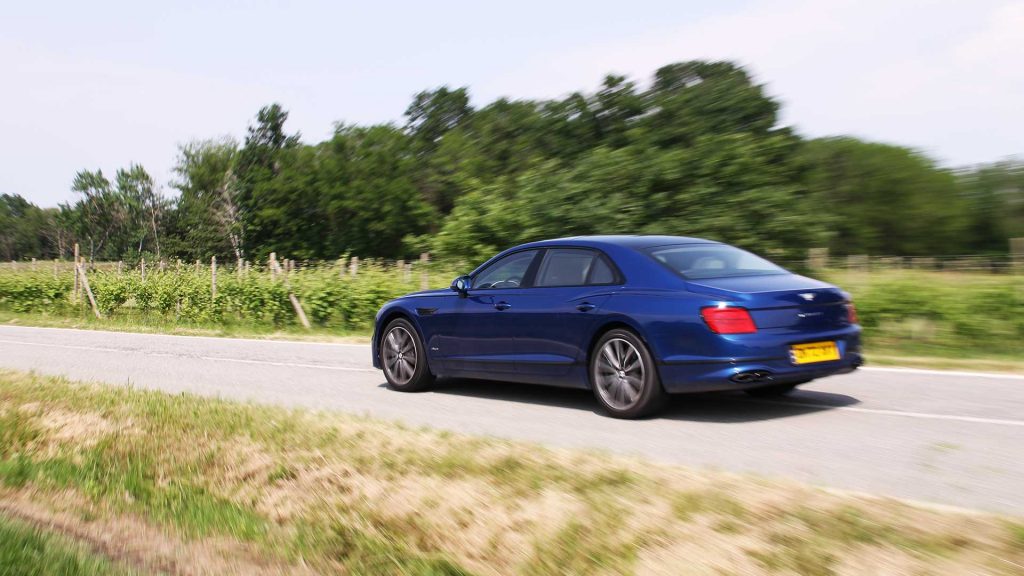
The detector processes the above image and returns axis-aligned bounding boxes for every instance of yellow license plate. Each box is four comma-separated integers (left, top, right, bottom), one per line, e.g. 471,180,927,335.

790,341,840,364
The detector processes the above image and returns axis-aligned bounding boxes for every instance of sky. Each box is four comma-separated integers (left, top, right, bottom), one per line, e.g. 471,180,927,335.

1,0,1022,207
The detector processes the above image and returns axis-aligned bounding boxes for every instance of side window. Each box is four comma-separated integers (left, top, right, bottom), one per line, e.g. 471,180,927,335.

588,256,616,284
535,248,619,287
472,250,538,289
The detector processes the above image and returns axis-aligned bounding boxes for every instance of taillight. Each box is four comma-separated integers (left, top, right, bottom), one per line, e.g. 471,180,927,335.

701,306,757,334
846,302,859,324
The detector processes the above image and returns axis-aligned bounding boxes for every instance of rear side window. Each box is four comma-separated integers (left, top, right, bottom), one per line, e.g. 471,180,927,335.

535,248,620,287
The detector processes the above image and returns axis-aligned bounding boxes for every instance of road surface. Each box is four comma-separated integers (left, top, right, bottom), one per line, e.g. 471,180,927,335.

1,325,1021,515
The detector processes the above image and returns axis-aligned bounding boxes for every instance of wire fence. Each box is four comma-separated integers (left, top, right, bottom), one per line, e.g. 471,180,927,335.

1,247,1022,276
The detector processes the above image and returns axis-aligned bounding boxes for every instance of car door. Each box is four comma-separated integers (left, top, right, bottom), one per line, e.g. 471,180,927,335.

513,248,622,382
440,249,541,376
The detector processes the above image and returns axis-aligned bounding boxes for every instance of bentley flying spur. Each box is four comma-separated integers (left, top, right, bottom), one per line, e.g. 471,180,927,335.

372,236,862,418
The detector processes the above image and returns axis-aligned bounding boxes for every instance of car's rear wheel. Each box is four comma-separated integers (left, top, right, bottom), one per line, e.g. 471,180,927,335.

381,318,434,392
591,329,665,418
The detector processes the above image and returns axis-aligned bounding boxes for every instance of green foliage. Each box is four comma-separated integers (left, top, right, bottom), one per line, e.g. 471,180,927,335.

0,272,71,314
0,262,449,331
825,270,1024,357
801,137,969,256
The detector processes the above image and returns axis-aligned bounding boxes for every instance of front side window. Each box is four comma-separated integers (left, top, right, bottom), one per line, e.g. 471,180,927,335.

535,248,619,287
472,250,538,289
647,244,787,279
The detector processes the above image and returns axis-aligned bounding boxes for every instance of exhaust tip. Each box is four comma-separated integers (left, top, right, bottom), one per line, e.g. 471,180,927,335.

730,370,773,384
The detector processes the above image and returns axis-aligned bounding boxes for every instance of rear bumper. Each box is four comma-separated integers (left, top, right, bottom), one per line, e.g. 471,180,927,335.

657,327,863,393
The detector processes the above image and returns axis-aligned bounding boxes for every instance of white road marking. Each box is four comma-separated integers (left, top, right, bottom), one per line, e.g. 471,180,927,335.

0,339,375,373
0,325,369,347
861,366,1024,380
756,399,1024,428
203,356,376,372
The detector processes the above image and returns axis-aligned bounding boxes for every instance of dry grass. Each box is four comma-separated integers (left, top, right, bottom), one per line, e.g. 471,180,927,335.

0,369,1022,575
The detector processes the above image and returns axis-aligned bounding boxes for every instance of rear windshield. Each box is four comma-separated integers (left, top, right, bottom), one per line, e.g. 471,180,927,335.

646,244,788,279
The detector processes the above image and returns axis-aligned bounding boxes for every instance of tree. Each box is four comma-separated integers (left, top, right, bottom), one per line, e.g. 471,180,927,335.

800,137,968,255
234,104,302,258
957,160,1024,252
404,87,472,153
319,125,435,258
171,138,242,260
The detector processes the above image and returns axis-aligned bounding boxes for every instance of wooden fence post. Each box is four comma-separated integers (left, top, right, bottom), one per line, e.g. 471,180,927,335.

76,260,102,319
73,243,80,299
349,256,359,277
269,252,277,281
269,255,311,329
420,252,430,290
211,256,218,299
1011,238,1024,274
117,260,123,275
807,247,828,270
338,258,346,278
31,258,36,271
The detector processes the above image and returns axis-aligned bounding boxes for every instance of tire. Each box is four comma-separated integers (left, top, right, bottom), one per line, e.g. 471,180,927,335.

744,382,804,397
590,329,666,419
380,318,435,392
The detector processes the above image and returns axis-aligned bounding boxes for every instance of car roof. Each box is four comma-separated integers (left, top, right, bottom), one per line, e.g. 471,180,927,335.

515,235,719,250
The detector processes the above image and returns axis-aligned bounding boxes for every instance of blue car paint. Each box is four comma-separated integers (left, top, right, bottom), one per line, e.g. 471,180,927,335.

372,236,862,393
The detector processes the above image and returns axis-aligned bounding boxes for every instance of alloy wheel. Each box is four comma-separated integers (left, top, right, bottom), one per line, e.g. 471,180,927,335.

383,326,417,386
594,337,646,410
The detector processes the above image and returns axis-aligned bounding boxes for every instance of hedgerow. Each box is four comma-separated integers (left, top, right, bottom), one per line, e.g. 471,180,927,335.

0,261,456,330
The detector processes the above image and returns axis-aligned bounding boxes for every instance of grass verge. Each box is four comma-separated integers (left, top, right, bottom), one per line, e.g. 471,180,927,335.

0,512,132,575
0,369,1022,575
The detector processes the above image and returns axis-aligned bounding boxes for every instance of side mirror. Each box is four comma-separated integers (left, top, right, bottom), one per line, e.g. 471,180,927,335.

450,275,471,297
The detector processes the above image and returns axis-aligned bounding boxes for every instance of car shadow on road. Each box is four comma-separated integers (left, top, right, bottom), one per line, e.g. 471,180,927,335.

383,378,860,423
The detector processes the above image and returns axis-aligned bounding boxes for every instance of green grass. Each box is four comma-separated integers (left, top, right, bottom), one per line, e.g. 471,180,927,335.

822,269,1024,361
0,514,132,576
0,369,1022,574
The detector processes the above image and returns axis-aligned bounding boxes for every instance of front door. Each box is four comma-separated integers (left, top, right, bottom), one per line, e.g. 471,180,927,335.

441,249,540,375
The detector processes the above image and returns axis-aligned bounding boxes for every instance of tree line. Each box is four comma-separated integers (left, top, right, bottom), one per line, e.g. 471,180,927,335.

2,60,1022,264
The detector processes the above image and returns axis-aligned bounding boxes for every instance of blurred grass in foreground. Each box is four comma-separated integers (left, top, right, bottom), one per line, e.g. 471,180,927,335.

0,513,131,575
0,370,1022,575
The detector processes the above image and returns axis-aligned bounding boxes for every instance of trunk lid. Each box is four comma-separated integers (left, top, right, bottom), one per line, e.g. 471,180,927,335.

686,273,850,330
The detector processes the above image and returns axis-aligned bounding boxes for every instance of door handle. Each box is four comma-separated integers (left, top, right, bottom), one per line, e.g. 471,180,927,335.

495,301,512,311
576,302,596,312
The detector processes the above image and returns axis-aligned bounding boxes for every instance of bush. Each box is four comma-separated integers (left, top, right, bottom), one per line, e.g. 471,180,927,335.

0,261,456,331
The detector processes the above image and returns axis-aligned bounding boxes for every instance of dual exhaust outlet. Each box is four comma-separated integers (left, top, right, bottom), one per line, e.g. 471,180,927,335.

730,370,774,384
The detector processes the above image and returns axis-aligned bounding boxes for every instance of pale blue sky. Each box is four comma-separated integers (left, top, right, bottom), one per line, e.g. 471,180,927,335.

2,0,1021,206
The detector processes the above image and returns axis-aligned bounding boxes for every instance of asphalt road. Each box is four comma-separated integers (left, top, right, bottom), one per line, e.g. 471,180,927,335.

1,325,1022,515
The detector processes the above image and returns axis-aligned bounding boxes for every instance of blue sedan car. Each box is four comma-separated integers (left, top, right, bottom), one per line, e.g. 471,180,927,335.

372,236,862,418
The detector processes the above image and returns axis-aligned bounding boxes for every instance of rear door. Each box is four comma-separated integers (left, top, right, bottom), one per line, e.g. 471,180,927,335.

513,248,622,380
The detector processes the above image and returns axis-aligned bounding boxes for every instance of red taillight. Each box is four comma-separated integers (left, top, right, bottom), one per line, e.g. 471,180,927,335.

846,302,859,324
701,306,757,334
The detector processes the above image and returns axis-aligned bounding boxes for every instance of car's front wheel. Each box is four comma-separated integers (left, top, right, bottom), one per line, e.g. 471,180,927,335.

590,329,665,418
380,318,434,392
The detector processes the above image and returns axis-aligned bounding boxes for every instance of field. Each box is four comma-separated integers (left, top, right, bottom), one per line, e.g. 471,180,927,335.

0,262,1022,367
0,369,1021,575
